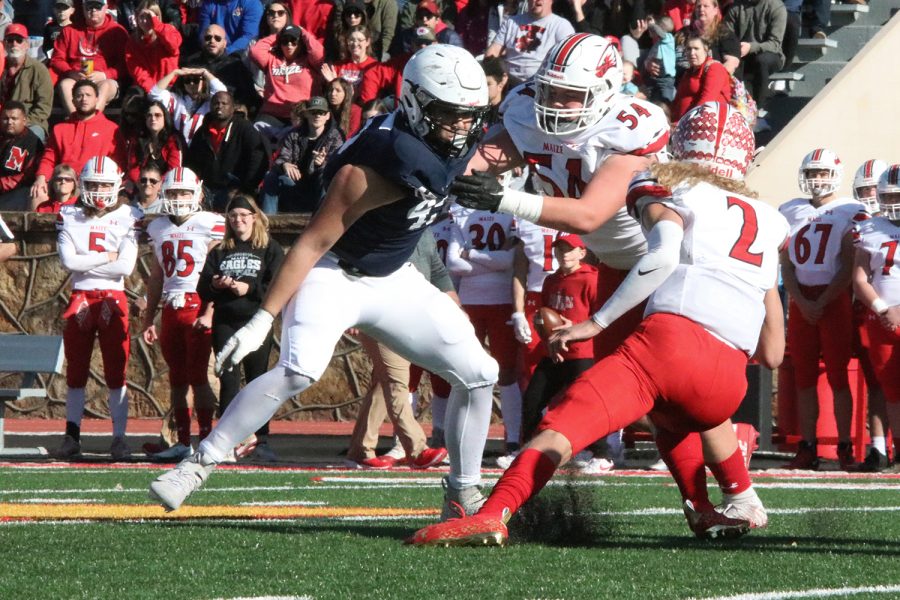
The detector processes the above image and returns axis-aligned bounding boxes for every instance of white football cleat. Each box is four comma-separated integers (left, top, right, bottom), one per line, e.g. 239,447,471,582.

440,476,487,521
716,489,768,530
148,452,216,511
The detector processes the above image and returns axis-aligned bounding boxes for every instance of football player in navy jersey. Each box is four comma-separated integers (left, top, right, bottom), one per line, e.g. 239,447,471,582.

150,45,500,520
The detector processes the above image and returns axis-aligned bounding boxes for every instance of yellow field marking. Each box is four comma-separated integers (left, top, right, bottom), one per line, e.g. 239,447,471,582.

0,503,438,521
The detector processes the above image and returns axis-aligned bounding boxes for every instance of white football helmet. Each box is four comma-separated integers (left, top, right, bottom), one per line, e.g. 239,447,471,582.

399,44,489,158
671,102,755,180
798,148,843,197
853,159,888,213
877,164,900,221
534,33,623,136
80,156,122,210
162,167,203,217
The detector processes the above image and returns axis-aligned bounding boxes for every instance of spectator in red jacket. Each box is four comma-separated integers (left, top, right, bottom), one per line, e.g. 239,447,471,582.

120,99,184,189
49,0,129,114
34,164,80,213
30,80,121,206
671,34,732,121
249,24,325,143
321,25,379,88
125,1,182,92
288,0,333,46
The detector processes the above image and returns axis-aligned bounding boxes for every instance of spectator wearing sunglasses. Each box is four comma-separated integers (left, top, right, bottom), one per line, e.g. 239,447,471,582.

124,1,183,93
0,24,54,141
197,0,264,54
130,163,165,213
151,66,227,145
120,99,184,188
49,0,129,115
182,23,259,115
258,0,293,38
35,163,79,214
249,24,325,143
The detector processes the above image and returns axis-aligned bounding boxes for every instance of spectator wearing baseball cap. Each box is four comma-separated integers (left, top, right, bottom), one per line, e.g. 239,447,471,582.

249,23,326,143
0,24,54,140
48,0,129,115
260,95,344,213
43,0,76,59
392,0,462,55
196,0,263,55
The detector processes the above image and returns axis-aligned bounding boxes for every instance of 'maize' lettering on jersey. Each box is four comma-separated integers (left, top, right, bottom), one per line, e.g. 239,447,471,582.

407,187,450,230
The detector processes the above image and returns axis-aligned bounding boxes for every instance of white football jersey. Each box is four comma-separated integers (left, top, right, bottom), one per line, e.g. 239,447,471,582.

779,196,864,286
853,215,900,304
628,174,789,355
502,85,670,269
448,207,517,305
145,212,225,294
56,203,142,291
516,219,559,292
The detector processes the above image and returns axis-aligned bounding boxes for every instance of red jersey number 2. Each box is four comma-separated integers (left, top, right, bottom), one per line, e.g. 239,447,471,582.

727,196,764,267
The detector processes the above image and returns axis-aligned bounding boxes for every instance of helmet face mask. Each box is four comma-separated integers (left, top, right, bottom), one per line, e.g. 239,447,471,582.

853,159,888,214
399,44,489,158
671,102,754,180
80,156,122,210
161,168,203,217
534,33,623,136
798,148,842,198
877,165,900,221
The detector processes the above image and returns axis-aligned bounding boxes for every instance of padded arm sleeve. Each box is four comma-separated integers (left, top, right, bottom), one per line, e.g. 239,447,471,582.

591,219,683,328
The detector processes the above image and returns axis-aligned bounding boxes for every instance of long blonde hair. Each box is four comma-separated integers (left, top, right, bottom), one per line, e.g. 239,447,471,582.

222,194,271,250
649,162,758,198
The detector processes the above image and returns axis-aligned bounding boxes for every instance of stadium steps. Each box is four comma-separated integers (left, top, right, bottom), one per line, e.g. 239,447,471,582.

759,0,900,145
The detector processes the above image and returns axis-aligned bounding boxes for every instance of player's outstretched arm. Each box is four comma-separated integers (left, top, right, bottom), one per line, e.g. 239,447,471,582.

216,165,403,374
753,286,785,369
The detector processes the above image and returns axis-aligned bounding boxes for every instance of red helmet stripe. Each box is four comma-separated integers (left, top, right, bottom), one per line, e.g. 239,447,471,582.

891,166,900,186
864,160,874,179
552,33,592,69
97,156,104,172
812,148,823,162
713,102,728,160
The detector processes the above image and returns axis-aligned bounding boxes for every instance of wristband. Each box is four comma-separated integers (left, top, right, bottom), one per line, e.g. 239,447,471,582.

497,188,544,222
872,298,889,315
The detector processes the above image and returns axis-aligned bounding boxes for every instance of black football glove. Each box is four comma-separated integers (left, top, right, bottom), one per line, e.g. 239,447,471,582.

450,170,504,212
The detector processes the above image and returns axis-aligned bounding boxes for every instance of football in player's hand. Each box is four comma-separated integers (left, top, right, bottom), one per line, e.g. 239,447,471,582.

534,307,565,340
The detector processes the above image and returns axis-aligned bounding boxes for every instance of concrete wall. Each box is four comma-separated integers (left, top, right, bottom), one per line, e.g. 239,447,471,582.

746,12,900,206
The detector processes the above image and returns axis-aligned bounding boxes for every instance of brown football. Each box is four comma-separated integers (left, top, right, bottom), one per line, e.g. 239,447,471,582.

533,307,566,340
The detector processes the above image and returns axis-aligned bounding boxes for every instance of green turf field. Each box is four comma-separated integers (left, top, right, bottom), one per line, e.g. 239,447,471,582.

1,464,899,600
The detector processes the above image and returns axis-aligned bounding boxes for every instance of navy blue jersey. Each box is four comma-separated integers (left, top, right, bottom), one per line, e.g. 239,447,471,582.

323,112,473,277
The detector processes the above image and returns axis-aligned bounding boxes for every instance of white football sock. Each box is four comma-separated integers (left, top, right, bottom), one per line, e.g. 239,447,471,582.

871,436,887,455
499,383,522,445
445,384,493,489
108,387,128,438
66,388,86,426
431,393,448,430
199,367,312,463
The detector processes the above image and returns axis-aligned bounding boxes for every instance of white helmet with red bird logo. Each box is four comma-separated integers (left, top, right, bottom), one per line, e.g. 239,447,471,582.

80,156,122,210
798,148,843,197
162,167,203,217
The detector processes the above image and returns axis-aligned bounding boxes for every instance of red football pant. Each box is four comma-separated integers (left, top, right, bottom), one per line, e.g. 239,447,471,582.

63,290,130,389
594,263,647,359
865,316,900,404
465,304,518,372
539,313,749,454
787,287,852,390
160,296,212,388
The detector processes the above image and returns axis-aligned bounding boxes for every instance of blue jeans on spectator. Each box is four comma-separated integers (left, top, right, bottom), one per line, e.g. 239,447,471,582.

261,169,319,214
648,75,676,104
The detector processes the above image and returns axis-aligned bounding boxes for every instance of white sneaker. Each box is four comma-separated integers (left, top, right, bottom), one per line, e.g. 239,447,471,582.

148,452,216,511
570,450,594,468
251,442,278,462
152,443,193,462
495,450,520,470
579,457,615,474
384,438,407,461
440,476,486,521
110,436,131,461
716,489,768,529
648,456,668,471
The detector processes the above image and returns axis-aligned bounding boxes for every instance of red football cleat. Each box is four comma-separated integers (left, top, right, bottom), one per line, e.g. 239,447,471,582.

409,447,448,469
407,513,508,547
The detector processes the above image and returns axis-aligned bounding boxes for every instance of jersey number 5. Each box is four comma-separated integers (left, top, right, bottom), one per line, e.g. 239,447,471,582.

727,196,764,267
161,240,195,278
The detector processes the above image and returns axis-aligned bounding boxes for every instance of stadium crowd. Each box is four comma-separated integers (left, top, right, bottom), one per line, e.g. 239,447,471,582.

0,0,896,543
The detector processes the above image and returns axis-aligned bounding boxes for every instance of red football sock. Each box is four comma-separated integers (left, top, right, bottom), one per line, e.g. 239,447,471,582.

656,429,712,511
480,448,558,518
196,405,214,441
709,448,752,495
175,407,192,447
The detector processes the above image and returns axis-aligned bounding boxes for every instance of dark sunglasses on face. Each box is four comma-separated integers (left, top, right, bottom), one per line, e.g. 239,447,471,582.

345,9,363,17
204,34,224,42
279,38,299,45
140,177,160,185
267,9,286,16
54,177,76,183
5,36,26,44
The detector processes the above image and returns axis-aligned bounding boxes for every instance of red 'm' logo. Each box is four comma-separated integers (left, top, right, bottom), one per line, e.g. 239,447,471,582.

4,146,27,172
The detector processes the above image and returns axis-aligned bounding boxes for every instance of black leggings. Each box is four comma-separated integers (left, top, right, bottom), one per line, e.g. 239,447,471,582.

522,357,595,443
212,319,275,437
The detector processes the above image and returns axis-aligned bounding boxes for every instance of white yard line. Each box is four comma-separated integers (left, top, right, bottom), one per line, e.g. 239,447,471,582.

693,584,900,600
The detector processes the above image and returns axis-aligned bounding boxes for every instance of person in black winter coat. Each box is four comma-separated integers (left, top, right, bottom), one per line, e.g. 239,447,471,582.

260,96,345,214
197,194,284,460
185,91,270,211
